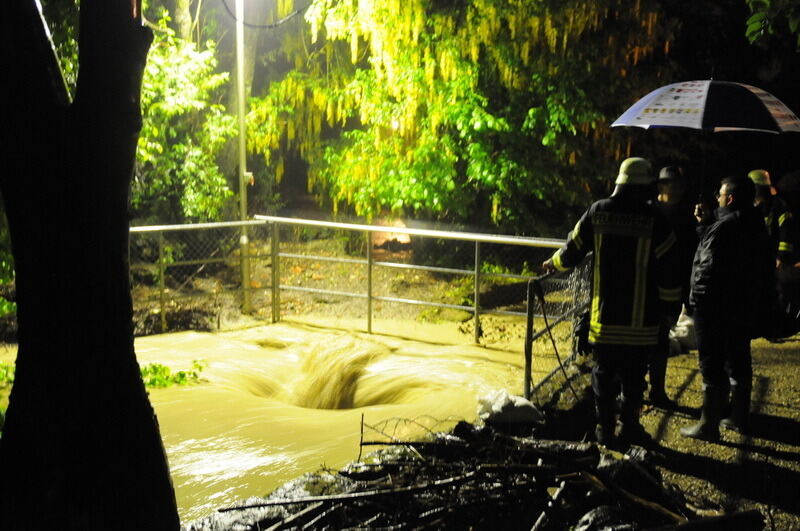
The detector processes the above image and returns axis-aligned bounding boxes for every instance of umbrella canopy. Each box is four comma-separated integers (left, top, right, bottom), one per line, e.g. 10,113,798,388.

611,80,800,134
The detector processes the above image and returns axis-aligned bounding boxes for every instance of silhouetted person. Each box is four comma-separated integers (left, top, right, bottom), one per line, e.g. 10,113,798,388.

773,170,800,321
749,169,796,268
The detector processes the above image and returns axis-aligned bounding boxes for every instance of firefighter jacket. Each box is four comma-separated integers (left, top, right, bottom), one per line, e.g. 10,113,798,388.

657,198,698,307
551,188,680,347
757,196,796,262
690,205,774,335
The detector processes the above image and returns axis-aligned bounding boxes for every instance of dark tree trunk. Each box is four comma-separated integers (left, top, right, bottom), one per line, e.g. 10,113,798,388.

0,1,180,529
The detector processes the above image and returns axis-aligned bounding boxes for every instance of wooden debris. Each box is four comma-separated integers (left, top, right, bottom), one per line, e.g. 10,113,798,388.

209,422,766,530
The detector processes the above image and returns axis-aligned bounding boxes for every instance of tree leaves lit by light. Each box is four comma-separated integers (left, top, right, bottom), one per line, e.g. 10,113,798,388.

134,16,237,223
248,0,675,231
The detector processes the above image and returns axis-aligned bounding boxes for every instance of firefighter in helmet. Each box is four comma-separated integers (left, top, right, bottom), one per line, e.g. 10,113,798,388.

748,169,797,268
543,157,680,447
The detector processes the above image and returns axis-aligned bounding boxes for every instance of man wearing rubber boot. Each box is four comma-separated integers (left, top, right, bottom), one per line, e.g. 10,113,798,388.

543,158,680,448
683,176,773,440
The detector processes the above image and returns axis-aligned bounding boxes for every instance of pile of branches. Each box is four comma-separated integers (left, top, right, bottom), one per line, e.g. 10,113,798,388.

186,421,764,530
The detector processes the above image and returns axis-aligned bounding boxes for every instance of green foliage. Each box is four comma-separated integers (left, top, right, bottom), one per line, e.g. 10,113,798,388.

0,361,10,432
0,207,14,318
248,0,677,234
37,5,238,225
481,261,537,279
0,299,15,319
139,359,207,388
0,362,14,388
746,0,800,48
40,0,79,95
0,359,205,391
133,15,237,223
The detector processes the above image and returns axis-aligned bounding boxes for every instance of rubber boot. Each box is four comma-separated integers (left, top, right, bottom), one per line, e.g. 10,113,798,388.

618,396,652,446
594,395,616,447
720,384,751,433
680,386,721,442
647,353,677,408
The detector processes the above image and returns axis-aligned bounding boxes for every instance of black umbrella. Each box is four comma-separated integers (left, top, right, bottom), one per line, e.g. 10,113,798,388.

612,80,800,196
611,80,800,133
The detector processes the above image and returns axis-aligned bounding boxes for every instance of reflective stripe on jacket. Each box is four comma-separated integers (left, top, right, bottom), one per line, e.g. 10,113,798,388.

759,197,796,261
551,190,679,347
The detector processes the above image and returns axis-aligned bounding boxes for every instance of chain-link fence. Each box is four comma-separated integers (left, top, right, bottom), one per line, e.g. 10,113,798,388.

129,221,273,335
130,217,591,394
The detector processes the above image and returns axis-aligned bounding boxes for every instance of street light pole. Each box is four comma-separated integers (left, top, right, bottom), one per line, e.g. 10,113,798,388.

235,0,251,312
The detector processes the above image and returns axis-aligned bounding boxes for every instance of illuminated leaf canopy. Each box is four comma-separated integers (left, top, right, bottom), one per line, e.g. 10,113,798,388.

248,0,676,232
135,17,237,223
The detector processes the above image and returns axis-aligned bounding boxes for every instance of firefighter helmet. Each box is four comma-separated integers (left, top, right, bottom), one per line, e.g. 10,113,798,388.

747,169,771,187
658,166,685,182
615,157,653,185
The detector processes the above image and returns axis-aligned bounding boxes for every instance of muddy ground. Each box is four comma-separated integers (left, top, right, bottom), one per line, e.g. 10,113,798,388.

519,336,800,530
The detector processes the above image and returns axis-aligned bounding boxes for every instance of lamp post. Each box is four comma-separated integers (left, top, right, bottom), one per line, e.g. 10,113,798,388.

235,0,251,312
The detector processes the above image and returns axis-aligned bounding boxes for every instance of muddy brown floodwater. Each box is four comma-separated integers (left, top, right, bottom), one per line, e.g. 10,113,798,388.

133,317,535,522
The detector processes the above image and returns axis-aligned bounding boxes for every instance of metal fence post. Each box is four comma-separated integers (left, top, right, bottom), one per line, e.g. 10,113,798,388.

367,230,373,334
241,225,252,313
474,241,481,344
271,221,280,322
158,231,166,333
524,279,535,400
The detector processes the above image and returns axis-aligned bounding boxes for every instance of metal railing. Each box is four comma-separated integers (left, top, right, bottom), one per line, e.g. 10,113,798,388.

254,215,567,343
129,220,270,334
129,217,585,333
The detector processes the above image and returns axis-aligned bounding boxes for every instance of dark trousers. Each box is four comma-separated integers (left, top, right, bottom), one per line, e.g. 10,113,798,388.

649,319,673,368
592,344,649,404
693,308,752,392
777,266,800,309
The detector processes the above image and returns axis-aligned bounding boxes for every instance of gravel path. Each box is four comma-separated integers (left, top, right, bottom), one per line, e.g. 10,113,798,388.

636,338,800,529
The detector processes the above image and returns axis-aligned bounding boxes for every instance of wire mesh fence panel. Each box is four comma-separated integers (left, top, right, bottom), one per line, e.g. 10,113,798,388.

129,222,272,335
528,259,592,394
241,222,275,321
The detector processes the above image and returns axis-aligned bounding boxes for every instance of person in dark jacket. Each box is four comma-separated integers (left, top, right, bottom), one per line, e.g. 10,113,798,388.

749,169,796,267
649,165,697,407
543,157,680,447
682,175,774,440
